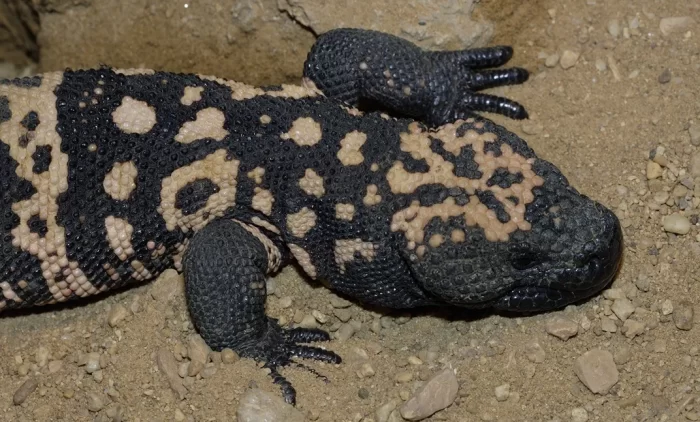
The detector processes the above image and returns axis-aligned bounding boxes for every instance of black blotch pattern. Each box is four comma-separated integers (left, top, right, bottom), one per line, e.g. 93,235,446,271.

476,190,510,223
447,187,470,206
0,76,42,88
483,141,502,156
0,96,10,124
32,145,52,173
20,111,40,131
175,178,220,216
426,136,482,179
263,85,284,91
487,168,524,189
0,141,50,306
28,214,48,236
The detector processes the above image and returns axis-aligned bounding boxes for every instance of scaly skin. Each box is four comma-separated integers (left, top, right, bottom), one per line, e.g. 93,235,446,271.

0,29,622,404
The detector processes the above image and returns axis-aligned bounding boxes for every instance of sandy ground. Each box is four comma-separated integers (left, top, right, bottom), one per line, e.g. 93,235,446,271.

2,0,700,421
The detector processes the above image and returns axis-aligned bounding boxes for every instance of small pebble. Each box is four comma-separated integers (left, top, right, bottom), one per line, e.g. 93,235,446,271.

376,399,399,422
399,368,459,421
674,301,694,330
690,153,700,177
524,341,546,363
395,371,413,383
613,346,631,365
611,299,635,321
635,275,650,292
571,407,589,422
330,296,352,308
298,314,318,329
646,161,663,179
333,308,353,322
87,393,104,412
659,16,695,36
607,19,621,38
236,388,305,422
35,346,50,368
601,318,617,333
221,348,239,364
336,323,357,341
545,53,560,68
358,363,375,378
622,319,645,338
559,50,580,69
661,299,674,315
595,58,607,71
545,315,579,340
494,383,510,402
187,334,211,377
278,296,293,308
107,304,130,327
658,69,672,84
689,124,700,146
663,214,691,235
574,349,619,394
13,377,39,405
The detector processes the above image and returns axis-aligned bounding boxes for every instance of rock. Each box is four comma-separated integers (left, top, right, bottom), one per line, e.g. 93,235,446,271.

635,275,650,292
691,153,700,177
221,348,239,364
86,393,105,412
571,407,589,422
607,19,621,38
187,334,211,377
35,346,50,368
601,318,617,333
494,383,510,402
13,377,39,405
545,53,560,68
663,214,691,235
335,322,357,341
658,69,672,84
545,316,579,340
673,301,694,330
611,299,635,321
524,341,546,363
689,124,700,146
646,161,663,179
574,349,619,394
661,299,674,315
613,346,631,365
330,295,352,308
156,348,188,400
376,399,400,422
622,319,645,338
559,50,580,69
80,352,101,374
236,388,305,422
107,304,130,327
399,368,459,420
659,17,695,36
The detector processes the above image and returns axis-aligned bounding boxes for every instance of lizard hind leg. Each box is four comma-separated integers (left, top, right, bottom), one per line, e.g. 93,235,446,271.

182,218,340,405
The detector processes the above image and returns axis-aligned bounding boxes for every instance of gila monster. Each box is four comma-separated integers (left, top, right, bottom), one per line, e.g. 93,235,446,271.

0,28,623,404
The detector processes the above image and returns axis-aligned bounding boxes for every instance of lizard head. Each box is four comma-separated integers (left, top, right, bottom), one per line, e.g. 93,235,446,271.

389,119,623,312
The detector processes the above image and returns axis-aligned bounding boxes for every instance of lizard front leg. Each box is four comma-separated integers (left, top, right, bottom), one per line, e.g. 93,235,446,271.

182,218,340,405
303,28,529,126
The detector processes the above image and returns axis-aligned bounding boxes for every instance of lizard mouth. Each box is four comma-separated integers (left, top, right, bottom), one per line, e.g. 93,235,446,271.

494,211,623,312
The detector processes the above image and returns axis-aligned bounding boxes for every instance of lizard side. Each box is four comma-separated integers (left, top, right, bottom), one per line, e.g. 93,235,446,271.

0,28,622,404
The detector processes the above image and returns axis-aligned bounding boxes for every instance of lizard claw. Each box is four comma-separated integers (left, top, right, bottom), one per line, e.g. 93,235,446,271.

249,319,341,405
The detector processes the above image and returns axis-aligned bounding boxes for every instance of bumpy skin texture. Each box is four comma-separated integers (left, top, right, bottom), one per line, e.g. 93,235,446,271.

0,29,622,404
